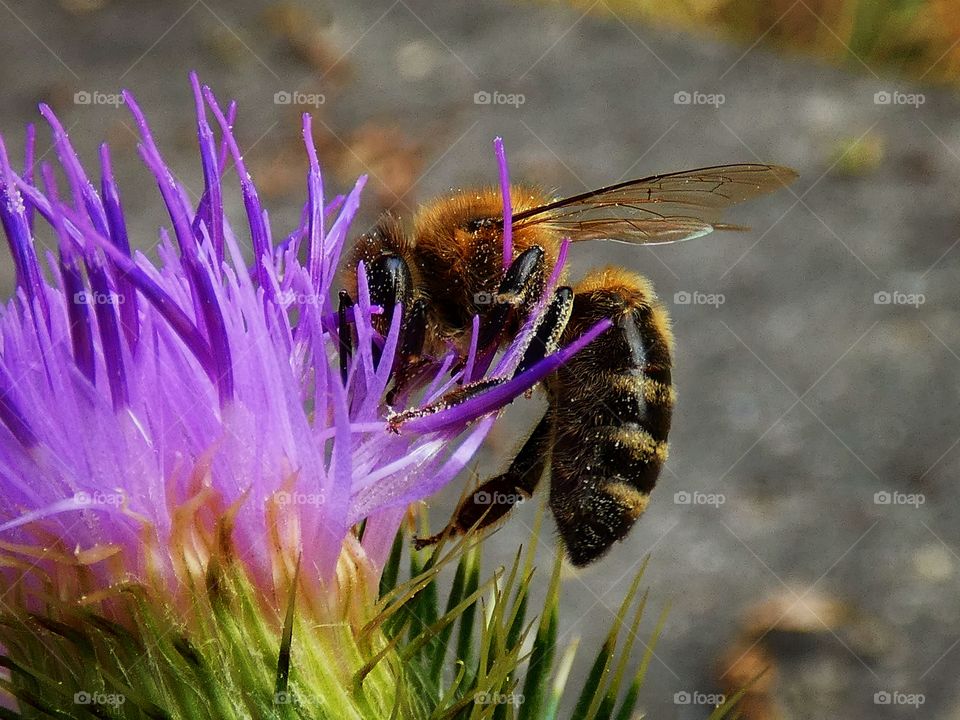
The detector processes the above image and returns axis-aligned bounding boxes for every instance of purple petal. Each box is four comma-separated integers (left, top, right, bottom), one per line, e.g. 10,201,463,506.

494,137,513,269
99,144,141,348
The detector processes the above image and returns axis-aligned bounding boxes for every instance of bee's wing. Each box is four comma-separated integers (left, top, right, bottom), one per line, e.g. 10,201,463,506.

510,163,797,245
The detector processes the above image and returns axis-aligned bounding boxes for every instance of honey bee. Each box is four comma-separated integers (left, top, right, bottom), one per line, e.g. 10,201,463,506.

342,163,797,565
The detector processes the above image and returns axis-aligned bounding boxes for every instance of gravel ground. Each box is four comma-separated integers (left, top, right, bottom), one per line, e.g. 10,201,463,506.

1,1,959,718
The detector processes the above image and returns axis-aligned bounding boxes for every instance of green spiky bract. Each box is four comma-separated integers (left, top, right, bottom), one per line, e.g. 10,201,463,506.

0,502,734,719
366,503,684,720
0,544,399,719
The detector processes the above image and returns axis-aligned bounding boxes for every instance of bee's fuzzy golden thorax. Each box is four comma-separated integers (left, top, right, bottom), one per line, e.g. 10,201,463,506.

409,186,563,339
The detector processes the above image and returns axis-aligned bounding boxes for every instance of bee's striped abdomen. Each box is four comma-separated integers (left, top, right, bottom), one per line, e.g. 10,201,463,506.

546,268,674,566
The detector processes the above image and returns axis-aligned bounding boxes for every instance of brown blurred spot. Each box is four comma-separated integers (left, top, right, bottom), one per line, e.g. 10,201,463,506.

255,141,311,200
60,0,107,13
38,82,76,116
264,2,350,84
252,120,422,210
332,122,423,210
717,588,852,720
717,642,779,720
105,120,141,152
203,25,250,67
743,588,850,637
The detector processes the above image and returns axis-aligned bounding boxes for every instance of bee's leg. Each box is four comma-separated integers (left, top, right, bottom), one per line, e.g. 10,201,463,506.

412,286,570,545
513,286,574,377
477,245,546,348
365,253,414,369
393,286,574,422
414,413,552,549
338,290,354,384
386,297,429,405
399,297,428,361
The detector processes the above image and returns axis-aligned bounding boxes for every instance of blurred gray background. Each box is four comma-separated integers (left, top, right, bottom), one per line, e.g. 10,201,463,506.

1,0,958,718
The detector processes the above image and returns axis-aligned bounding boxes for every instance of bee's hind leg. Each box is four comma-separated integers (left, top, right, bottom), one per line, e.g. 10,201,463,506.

412,285,571,548
414,413,553,549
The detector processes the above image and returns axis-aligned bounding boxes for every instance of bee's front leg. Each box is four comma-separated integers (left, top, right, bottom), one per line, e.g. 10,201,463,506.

337,290,354,384
386,296,429,405
392,285,574,424
359,252,437,406
365,253,414,369
477,245,546,348
513,285,574,376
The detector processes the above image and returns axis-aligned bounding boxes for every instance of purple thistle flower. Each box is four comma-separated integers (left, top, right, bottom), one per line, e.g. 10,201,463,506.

0,74,607,601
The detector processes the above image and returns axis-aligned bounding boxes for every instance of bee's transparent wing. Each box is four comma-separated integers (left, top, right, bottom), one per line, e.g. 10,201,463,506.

510,164,797,245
